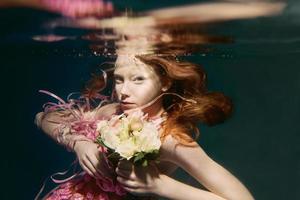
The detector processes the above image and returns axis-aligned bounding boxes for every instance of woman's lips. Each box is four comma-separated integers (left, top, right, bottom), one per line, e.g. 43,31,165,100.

120,102,136,108
121,101,134,104
121,101,132,103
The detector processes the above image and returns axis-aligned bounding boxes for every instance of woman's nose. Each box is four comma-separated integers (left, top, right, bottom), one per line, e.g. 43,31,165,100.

120,82,130,98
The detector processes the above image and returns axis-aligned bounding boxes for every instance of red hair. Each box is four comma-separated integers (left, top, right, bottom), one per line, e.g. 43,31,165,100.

82,55,233,147
137,55,233,147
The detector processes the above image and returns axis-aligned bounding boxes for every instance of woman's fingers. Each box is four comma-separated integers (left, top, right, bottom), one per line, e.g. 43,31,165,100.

78,160,94,177
117,176,139,189
88,153,113,179
118,159,133,170
115,166,132,179
87,154,103,175
81,157,99,178
116,160,135,180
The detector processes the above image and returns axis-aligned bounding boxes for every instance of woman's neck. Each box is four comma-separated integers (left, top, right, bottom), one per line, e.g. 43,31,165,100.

142,99,165,119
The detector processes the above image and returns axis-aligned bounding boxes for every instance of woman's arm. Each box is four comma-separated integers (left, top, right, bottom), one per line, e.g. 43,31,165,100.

34,106,115,179
156,174,227,200
34,103,119,149
158,135,255,200
35,110,92,151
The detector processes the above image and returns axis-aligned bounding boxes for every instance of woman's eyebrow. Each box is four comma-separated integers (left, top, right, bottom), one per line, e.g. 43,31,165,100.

113,74,123,79
114,70,146,79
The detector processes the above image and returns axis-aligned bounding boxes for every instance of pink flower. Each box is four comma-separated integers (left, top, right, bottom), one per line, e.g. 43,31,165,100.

97,193,109,200
86,192,95,199
70,193,84,200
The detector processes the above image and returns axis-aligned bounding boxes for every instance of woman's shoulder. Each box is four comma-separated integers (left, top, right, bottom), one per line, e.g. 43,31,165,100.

159,134,199,162
159,135,179,161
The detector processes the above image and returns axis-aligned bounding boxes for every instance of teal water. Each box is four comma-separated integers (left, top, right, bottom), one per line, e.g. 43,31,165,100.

1,1,299,199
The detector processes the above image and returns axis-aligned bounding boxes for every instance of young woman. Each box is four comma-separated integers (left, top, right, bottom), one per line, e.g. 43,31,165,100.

35,54,255,200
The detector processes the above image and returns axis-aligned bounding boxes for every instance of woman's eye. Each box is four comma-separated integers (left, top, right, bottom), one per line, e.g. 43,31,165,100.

114,77,123,84
133,76,145,82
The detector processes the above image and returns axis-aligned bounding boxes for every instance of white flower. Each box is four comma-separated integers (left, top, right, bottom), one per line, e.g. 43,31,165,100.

115,138,137,160
100,124,121,149
130,118,143,132
135,122,161,152
96,110,162,161
118,117,130,141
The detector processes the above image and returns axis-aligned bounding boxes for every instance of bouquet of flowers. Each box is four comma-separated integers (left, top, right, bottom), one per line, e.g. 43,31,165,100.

96,110,162,167
39,90,162,167
38,90,164,199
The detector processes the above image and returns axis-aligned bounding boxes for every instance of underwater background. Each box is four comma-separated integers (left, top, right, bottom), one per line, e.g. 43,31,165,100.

1,0,299,199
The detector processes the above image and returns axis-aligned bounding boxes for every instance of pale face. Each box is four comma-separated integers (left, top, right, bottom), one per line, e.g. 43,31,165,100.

114,55,164,112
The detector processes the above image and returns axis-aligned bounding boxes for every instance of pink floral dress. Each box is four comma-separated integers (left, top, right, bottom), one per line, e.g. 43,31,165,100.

37,90,160,200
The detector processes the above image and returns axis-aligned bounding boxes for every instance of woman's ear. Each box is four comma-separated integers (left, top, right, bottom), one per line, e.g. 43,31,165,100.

161,78,172,92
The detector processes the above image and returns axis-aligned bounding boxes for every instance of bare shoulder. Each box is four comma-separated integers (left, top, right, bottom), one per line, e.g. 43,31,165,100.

160,134,209,164
160,134,199,153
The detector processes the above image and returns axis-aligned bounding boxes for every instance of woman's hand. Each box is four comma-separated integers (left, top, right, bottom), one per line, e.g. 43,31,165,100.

115,159,163,196
74,140,113,179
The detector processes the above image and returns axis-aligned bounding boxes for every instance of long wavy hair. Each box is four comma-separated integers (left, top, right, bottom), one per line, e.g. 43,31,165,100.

82,55,233,147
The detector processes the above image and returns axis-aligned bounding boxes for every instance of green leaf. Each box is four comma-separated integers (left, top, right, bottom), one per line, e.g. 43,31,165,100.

106,152,119,159
95,137,112,150
142,159,148,167
133,152,145,163
144,151,159,160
